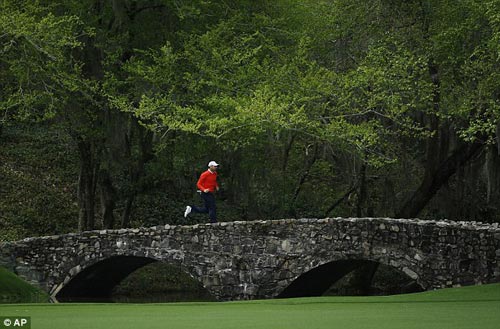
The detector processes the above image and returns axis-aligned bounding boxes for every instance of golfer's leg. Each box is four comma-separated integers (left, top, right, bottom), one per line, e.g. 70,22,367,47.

208,194,217,223
191,194,208,214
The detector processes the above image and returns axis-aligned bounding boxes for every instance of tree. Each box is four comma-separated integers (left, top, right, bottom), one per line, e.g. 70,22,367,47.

315,0,500,218
1,0,175,230
2,0,498,235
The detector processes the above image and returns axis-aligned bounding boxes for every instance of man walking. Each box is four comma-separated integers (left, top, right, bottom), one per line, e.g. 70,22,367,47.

184,161,220,223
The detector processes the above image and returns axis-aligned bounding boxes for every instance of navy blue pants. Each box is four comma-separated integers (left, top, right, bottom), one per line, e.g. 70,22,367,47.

191,192,217,223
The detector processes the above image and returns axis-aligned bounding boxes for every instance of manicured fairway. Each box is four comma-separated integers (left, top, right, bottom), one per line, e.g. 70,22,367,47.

1,283,499,329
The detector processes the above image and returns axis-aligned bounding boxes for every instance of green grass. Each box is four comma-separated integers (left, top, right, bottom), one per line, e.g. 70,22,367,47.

0,283,499,329
0,267,49,303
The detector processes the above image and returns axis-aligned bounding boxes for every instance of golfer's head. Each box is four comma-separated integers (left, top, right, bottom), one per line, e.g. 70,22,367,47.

208,160,219,171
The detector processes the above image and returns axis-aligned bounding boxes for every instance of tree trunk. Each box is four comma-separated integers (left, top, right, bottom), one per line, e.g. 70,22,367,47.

424,61,442,175
121,121,154,228
324,184,358,217
226,149,242,204
396,141,484,218
282,133,296,172
485,145,500,206
396,59,449,219
356,159,368,217
288,143,319,216
496,122,500,155
77,139,98,231
121,195,136,228
99,169,116,229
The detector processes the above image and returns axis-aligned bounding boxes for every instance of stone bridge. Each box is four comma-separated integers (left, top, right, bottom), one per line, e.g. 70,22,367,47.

1,218,499,301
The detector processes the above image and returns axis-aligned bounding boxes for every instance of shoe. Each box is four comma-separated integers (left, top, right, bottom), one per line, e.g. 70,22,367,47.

184,206,192,218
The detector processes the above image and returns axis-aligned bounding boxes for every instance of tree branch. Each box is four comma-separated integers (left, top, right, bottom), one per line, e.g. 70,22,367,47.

324,183,358,216
23,36,57,61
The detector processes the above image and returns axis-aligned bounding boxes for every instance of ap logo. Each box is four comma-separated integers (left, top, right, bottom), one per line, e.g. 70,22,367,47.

0,317,30,328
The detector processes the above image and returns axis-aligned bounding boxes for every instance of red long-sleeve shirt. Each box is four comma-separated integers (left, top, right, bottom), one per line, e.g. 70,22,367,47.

197,170,219,192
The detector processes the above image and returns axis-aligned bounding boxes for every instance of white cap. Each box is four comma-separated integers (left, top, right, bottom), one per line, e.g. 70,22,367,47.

208,161,219,167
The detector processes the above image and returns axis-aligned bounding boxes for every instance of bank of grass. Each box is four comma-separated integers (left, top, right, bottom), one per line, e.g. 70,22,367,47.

0,267,49,303
0,283,499,329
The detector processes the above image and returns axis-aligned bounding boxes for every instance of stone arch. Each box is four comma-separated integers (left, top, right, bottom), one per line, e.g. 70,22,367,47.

275,252,425,298
52,255,210,302
54,255,157,302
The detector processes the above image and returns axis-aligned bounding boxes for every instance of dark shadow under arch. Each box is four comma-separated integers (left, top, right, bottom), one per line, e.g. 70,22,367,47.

56,256,158,302
277,260,423,298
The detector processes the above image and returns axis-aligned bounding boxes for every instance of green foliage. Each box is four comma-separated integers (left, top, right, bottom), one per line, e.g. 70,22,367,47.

0,1,91,123
0,124,78,241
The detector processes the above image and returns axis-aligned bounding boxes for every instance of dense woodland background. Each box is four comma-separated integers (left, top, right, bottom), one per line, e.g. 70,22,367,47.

1,0,500,241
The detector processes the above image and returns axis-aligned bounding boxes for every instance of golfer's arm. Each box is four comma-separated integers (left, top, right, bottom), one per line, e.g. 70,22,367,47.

197,173,206,191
